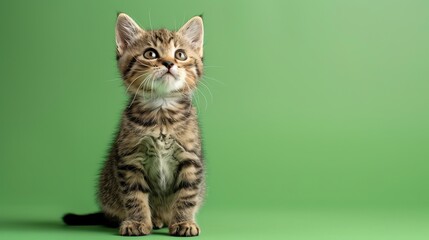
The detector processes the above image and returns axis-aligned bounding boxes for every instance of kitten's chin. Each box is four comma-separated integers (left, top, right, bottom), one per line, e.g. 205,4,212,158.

148,76,185,96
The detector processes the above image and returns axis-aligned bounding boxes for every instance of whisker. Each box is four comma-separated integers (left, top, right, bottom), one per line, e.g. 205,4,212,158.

148,10,153,30
192,82,201,110
200,88,209,111
202,75,225,85
105,76,123,82
198,80,213,102
125,71,148,93
128,73,152,108
183,80,196,113
195,85,208,111
142,74,152,95
150,72,156,99
203,65,224,68
144,73,156,98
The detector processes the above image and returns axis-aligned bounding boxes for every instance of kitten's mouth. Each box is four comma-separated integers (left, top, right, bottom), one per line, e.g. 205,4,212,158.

161,72,177,80
149,70,184,94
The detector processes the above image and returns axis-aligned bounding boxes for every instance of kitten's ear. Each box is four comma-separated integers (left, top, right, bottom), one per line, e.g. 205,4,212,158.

116,13,143,55
179,16,204,57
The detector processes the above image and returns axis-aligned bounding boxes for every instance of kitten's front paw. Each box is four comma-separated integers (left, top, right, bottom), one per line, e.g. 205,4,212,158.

119,220,152,236
169,221,200,237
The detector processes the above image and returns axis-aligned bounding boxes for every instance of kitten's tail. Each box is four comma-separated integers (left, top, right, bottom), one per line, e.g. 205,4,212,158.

62,212,118,227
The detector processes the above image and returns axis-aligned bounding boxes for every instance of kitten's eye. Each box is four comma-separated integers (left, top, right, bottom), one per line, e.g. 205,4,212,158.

175,50,187,61
143,48,159,59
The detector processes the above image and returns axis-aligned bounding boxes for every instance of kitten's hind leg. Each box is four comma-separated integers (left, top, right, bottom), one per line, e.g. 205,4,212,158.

150,199,170,229
151,216,165,229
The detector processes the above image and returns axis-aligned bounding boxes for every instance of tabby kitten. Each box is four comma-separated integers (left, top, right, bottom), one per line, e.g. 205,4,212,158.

63,13,205,237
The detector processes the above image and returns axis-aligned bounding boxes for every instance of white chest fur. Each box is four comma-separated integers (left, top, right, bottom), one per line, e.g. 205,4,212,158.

140,133,180,193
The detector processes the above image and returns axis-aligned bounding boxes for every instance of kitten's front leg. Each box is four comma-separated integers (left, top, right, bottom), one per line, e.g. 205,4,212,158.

116,155,153,236
169,152,204,237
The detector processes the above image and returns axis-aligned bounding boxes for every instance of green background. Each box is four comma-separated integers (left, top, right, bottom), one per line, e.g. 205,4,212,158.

1,0,429,239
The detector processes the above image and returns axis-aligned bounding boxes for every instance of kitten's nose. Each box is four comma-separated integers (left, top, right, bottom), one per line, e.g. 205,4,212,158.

162,61,174,69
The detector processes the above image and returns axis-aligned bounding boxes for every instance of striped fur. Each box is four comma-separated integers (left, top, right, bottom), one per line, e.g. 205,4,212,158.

97,14,205,236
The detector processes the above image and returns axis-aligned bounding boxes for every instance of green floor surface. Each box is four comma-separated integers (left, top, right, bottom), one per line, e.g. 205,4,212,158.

1,207,429,240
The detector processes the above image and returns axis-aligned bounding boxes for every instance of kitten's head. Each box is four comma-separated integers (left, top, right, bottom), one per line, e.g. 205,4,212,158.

115,13,204,97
